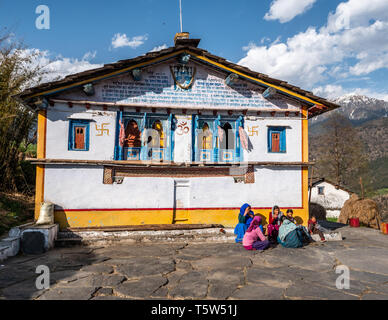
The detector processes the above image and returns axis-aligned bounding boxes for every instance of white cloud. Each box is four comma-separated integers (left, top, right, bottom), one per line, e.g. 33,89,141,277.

312,84,348,100
150,44,168,52
239,0,388,88
326,0,388,32
17,48,103,84
111,33,148,49
264,0,317,23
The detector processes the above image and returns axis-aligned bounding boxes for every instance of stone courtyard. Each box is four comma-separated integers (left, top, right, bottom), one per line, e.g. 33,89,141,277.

1,225,388,300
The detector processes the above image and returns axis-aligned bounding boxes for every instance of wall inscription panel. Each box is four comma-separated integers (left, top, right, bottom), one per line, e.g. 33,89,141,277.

59,62,300,111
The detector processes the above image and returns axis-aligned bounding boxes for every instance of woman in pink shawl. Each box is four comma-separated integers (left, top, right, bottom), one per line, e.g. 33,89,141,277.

242,216,270,251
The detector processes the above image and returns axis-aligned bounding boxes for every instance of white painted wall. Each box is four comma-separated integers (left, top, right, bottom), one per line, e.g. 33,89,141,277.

44,165,301,209
44,165,175,209
45,105,302,163
173,115,192,163
46,103,116,160
310,181,351,218
244,116,302,162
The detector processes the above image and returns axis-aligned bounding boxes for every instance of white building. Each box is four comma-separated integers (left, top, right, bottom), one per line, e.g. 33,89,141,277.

17,33,340,229
310,178,352,218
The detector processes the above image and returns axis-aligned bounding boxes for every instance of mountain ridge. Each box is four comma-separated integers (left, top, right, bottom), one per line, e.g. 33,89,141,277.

311,94,388,125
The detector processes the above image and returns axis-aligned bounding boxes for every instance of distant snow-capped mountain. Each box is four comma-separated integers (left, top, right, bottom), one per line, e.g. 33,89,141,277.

312,94,388,124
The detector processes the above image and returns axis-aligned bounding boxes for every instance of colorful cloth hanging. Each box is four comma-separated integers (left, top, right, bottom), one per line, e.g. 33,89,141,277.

239,126,248,150
217,125,224,142
119,118,125,147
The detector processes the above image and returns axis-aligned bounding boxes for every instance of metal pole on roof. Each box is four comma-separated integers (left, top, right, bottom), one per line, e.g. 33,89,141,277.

179,0,183,32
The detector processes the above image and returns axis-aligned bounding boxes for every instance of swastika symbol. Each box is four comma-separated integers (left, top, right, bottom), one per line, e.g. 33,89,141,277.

247,125,259,136
95,123,110,136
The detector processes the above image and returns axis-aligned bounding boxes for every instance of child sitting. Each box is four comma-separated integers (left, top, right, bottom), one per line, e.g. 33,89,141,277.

308,216,326,242
242,216,270,251
267,207,282,244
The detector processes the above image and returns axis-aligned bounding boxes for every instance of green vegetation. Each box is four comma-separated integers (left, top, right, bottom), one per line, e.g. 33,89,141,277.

0,31,44,193
326,217,338,223
367,188,388,198
368,157,388,191
0,192,34,236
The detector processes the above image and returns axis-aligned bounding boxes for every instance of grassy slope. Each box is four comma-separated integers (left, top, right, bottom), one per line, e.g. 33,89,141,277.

0,192,34,236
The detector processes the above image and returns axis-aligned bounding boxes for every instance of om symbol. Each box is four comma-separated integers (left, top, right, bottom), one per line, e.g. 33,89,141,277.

176,121,190,135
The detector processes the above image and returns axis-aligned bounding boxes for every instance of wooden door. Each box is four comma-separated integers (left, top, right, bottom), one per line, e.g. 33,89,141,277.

272,132,280,152
173,180,190,223
74,126,85,149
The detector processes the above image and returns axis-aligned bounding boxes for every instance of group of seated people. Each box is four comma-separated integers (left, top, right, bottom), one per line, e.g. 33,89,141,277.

234,203,326,251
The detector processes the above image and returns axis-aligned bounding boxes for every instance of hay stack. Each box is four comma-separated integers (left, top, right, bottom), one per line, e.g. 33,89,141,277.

338,194,381,229
309,203,327,220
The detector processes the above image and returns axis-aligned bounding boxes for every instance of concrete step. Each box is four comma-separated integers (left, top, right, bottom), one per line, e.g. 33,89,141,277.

56,227,236,246
311,232,343,242
0,236,20,257
0,245,10,262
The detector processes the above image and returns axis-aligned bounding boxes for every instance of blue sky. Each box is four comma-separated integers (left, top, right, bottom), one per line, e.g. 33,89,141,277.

1,0,388,100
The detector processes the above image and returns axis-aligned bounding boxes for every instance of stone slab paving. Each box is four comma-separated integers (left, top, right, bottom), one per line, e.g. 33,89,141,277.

0,226,388,300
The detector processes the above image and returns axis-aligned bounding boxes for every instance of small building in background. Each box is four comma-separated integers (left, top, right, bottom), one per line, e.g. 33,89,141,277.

310,178,352,219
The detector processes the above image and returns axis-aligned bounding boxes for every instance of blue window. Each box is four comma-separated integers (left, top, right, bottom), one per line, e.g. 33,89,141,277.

318,186,325,195
268,126,286,153
68,119,90,151
114,111,175,161
193,115,243,163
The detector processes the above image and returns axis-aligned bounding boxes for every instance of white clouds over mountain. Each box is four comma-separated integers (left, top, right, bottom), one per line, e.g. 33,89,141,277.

264,0,317,23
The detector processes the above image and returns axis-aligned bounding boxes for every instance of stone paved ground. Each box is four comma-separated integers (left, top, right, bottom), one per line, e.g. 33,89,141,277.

0,225,388,300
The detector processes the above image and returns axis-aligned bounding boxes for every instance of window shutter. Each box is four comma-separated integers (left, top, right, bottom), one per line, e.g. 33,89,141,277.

280,129,286,152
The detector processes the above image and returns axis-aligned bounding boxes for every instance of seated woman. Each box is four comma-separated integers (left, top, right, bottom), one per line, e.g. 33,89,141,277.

286,209,296,224
267,205,283,243
277,216,311,248
234,203,254,243
242,216,270,251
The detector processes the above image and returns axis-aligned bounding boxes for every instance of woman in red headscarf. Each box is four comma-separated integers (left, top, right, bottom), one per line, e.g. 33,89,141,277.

242,216,270,251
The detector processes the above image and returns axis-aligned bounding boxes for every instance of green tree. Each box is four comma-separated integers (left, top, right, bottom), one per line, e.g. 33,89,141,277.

0,32,45,192
311,113,371,195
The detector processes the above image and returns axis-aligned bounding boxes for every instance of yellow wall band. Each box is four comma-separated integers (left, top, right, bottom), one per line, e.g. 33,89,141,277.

54,208,309,229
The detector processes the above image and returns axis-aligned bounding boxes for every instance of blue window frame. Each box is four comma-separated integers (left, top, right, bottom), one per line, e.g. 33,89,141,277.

68,119,90,151
268,126,286,153
114,111,175,161
193,115,243,163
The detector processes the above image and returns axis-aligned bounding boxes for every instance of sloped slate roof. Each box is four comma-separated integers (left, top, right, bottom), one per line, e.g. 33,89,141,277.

16,45,341,118
311,178,353,194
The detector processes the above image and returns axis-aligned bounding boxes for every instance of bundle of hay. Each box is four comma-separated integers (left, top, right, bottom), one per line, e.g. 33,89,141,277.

338,194,381,229
309,203,327,220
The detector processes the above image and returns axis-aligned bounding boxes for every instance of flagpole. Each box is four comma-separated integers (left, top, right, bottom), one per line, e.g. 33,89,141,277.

179,0,183,32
